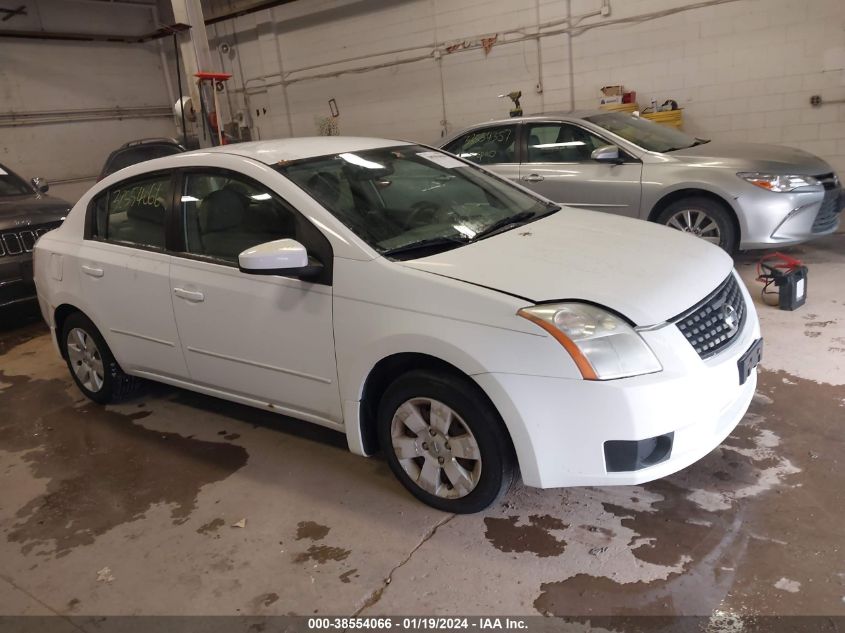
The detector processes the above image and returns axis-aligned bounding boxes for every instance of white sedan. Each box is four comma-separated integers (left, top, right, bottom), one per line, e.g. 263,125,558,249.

33,137,762,513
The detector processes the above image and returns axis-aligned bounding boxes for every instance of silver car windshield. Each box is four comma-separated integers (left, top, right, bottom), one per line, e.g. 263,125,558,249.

278,145,555,259
585,112,700,153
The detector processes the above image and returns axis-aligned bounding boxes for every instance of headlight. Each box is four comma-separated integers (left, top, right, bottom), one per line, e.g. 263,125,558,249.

737,172,821,193
517,303,662,380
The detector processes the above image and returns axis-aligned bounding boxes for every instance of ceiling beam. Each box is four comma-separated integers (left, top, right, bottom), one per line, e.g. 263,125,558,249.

203,0,298,25
0,21,190,42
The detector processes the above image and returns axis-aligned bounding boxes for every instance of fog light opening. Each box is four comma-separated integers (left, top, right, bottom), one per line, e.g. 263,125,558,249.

604,432,674,473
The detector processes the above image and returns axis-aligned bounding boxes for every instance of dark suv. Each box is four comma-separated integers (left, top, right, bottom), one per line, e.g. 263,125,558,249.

1,164,70,310
99,138,187,180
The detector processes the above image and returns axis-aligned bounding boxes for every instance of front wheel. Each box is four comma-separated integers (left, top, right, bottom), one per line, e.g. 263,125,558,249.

377,370,515,513
656,197,737,253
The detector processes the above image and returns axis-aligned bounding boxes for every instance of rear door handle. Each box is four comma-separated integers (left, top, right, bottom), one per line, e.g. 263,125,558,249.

81,265,104,278
522,174,544,182
173,287,205,303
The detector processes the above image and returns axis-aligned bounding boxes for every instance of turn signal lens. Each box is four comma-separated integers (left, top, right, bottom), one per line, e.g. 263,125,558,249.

518,303,662,380
737,172,821,193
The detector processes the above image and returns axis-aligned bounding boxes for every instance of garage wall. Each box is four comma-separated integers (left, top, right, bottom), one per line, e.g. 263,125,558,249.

0,0,177,202
205,0,845,174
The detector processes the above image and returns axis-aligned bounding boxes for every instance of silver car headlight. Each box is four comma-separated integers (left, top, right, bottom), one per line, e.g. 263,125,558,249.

517,303,662,380
737,172,822,193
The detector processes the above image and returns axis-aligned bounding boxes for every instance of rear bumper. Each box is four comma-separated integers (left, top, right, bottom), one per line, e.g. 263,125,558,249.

737,185,842,249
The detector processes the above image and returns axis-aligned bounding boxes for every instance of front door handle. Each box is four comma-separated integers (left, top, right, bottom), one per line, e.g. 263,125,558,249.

81,265,104,278
173,287,205,303
522,174,544,183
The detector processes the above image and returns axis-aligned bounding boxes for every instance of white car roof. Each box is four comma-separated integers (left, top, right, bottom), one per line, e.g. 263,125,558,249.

194,136,413,165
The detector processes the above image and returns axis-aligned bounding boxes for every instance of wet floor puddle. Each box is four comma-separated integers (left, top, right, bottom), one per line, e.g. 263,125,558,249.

0,370,248,557
483,369,845,616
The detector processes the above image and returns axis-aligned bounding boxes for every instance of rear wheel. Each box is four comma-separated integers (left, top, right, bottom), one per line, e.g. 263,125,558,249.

377,370,515,513
61,312,140,404
656,197,737,253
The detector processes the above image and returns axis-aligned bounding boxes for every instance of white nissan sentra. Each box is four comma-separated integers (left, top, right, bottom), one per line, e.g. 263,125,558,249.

33,137,762,513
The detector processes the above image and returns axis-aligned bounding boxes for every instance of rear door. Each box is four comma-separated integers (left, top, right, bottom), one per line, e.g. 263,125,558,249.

442,124,520,183
79,172,188,378
519,121,642,217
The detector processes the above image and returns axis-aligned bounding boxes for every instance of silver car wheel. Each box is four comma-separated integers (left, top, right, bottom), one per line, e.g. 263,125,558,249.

390,397,482,499
665,209,721,245
67,327,105,393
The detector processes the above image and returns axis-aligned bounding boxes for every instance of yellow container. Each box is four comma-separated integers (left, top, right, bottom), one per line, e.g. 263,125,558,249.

599,102,639,113
642,109,683,129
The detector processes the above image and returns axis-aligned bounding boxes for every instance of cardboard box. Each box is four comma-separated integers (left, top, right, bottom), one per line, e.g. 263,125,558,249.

600,95,623,105
601,85,624,96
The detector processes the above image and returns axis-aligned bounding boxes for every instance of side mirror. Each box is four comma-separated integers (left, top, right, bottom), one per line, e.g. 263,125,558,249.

591,145,622,164
31,177,49,193
238,238,323,280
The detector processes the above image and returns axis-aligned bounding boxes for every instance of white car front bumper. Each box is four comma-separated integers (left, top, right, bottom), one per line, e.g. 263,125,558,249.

475,283,761,489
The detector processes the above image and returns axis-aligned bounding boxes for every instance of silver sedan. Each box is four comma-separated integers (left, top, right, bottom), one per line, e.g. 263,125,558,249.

440,111,843,252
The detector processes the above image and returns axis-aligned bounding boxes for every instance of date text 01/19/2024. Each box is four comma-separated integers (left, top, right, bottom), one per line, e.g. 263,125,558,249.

306,618,528,630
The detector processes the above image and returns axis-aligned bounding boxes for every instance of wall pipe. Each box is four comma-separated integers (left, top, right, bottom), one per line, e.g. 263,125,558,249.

0,106,172,127
229,0,742,98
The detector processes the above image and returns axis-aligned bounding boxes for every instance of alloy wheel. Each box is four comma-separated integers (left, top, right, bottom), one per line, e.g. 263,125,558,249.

67,327,105,392
390,397,482,499
665,209,721,245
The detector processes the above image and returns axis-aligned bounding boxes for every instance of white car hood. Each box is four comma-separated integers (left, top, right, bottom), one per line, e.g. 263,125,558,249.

402,208,734,326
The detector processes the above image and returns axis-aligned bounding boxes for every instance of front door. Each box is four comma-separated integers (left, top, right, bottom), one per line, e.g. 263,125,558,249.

168,169,341,426
78,172,188,378
519,122,643,217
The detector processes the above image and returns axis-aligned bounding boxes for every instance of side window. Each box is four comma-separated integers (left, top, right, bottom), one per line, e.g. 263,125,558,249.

181,172,298,263
444,125,516,165
93,174,171,249
526,123,608,163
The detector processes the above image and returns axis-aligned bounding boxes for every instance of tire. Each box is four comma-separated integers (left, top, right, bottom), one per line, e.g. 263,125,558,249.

655,197,738,253
61,312,141,404
377,370,515,513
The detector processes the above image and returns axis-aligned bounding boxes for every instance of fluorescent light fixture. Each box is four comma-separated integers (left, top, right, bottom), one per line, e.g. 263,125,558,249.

251,193,272,201
339,153,384,170
458,152,478,158
453,224,477,239
181,195,201,203
532,141,586,148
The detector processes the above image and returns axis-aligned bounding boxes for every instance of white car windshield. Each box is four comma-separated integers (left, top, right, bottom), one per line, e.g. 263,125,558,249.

585,112,706,153
279,144,556,259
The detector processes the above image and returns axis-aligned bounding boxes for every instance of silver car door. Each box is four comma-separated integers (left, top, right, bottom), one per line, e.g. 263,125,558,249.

519,122,643,217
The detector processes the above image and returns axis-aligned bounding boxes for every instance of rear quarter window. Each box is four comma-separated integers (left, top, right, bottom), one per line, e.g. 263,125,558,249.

90,174,172,249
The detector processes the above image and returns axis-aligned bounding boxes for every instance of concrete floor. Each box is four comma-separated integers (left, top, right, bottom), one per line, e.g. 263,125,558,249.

1,234,844,624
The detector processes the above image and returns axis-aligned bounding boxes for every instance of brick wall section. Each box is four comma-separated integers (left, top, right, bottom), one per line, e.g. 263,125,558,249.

208,0,845,174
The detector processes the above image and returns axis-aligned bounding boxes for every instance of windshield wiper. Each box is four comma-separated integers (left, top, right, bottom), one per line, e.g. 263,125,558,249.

381,235,468,258
472,210,537,241
473,206,560,241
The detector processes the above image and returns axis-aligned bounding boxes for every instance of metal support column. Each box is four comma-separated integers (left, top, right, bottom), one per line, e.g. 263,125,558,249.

170,0,215,148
